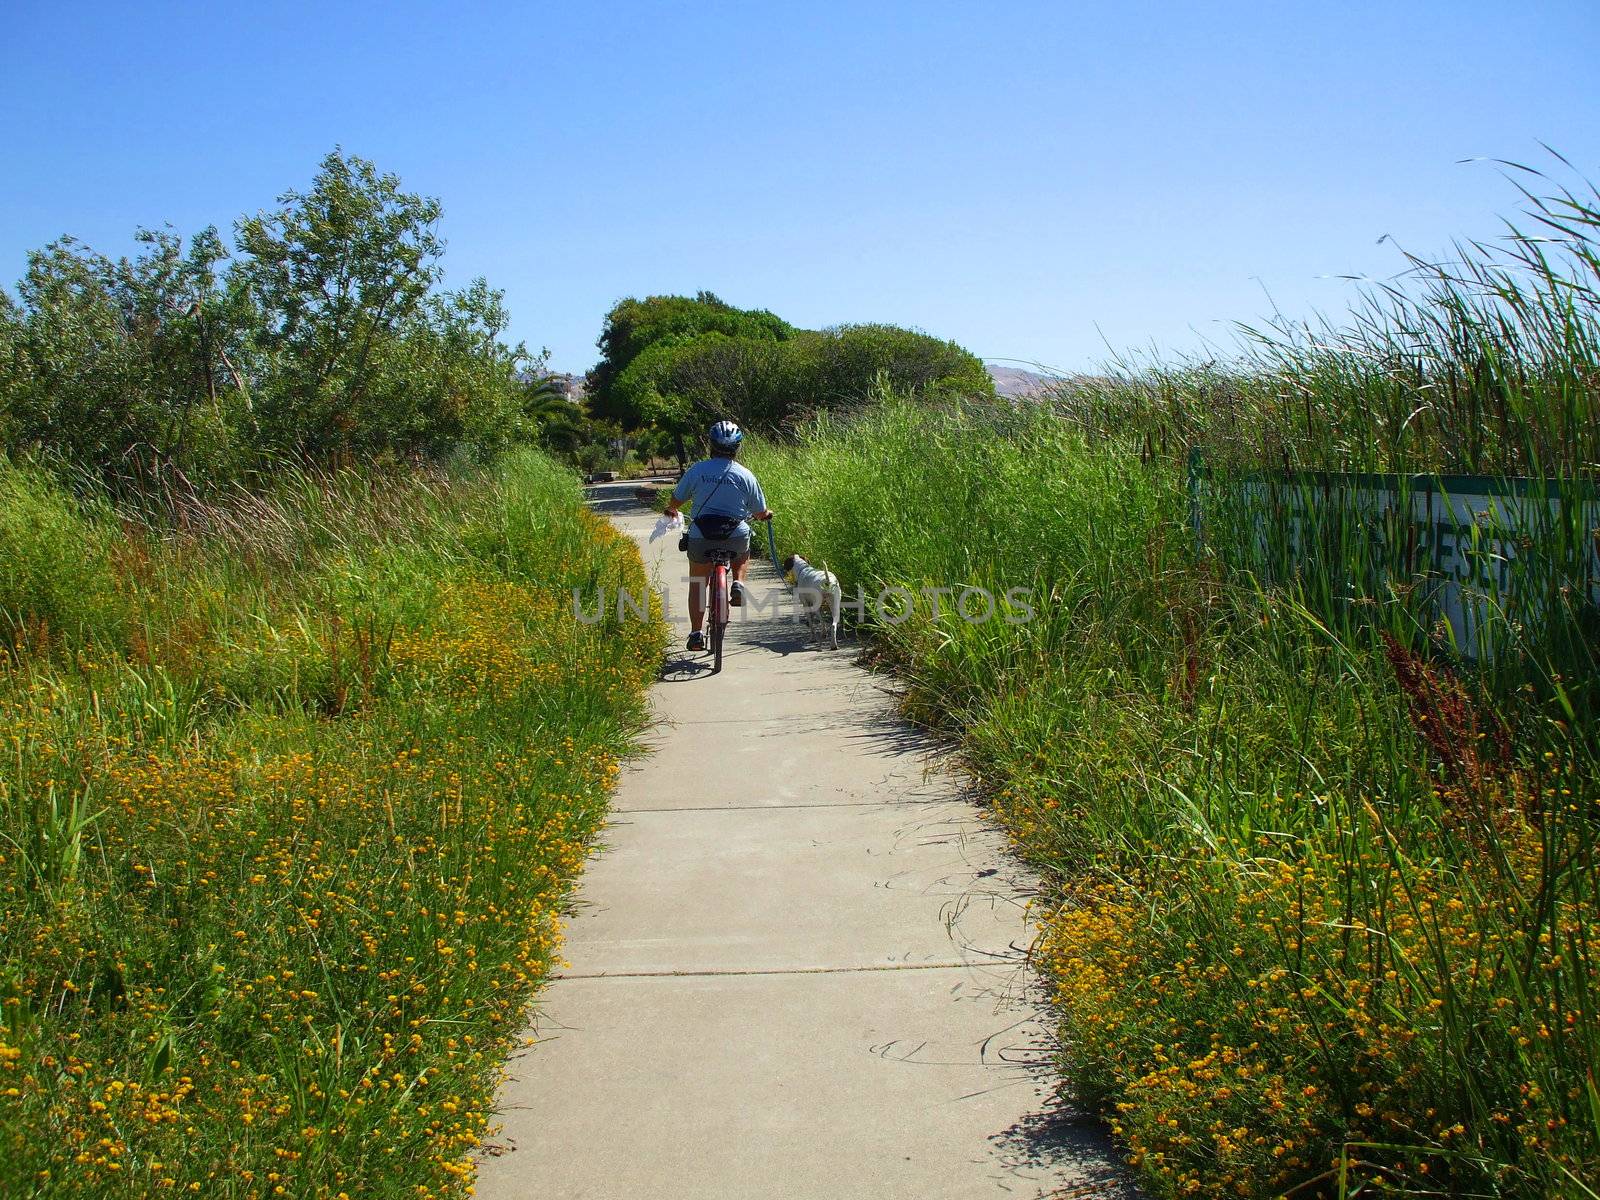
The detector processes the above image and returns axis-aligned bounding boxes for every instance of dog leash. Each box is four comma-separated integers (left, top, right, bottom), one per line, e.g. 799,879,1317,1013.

766,515,779,566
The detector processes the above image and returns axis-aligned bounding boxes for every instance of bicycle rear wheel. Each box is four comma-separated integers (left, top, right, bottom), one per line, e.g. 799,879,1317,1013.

710,565,728,673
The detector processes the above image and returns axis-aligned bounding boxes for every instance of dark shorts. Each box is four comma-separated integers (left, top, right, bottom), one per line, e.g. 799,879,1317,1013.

685,531,751,564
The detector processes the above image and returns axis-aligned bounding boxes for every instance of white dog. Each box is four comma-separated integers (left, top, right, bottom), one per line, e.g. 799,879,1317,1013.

782,554,842,649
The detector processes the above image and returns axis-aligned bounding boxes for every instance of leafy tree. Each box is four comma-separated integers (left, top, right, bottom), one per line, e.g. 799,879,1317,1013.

111,225,254,469
522,377,588,457
3,238,156,472
584,295,993,455
779,323,994,415
607,334,698,461
0,288,31,451
608,331,791,461
233,149,445,457
0,229,253,480
586,292,794,428
354,280,532,463
630,425,675,465
1,149,541,484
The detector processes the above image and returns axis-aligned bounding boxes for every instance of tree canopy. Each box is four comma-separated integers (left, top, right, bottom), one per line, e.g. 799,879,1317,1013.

584,293,994,459
3,160,1001,486
0,149,541,486
586,292,794,425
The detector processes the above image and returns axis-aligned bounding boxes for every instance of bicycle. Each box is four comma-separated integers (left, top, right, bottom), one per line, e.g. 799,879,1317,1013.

702,547,738,674
686,515,772,675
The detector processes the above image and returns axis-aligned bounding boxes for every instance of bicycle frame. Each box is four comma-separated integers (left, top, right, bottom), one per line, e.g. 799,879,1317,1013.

704,549,736,674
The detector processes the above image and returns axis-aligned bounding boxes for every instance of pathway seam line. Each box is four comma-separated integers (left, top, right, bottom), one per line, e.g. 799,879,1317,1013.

555,960,992,981
610,797,954,814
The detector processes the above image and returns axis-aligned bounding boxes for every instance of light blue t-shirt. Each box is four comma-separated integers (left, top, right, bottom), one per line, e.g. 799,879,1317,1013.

673,457,767,537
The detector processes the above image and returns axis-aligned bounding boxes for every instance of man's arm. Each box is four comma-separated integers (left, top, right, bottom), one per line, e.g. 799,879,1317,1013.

750,476,772,521
664,468,694,517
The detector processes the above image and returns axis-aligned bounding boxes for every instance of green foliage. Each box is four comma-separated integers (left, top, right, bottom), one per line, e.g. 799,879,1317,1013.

1052,163,1600,478
586,292,994,456
751,398,1600,1198
0,150,536,485
237,151,442,458
585,291,793,428
512,372,579,453
0,462,129,649
609,330,781,437
4,238,167,470
782,323,995,414
0,452,666,1197
749,165,1600,1200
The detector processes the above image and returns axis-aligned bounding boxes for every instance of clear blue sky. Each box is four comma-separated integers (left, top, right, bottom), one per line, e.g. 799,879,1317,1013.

4,1,1597,375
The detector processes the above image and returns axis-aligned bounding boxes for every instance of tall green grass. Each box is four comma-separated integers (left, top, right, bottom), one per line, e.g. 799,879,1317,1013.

0,452,665,1198
753,176,1600,1200
0,464,130,649
751,175,1600,1199
1057,165,1600,720
1055,161,1600,478
749,392,1597,1196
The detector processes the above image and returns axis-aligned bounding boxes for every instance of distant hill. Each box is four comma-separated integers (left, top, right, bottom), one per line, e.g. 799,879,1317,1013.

986,363,1055,398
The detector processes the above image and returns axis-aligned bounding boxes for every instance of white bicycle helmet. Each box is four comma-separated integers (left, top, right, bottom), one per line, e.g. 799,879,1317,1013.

708,419,744,450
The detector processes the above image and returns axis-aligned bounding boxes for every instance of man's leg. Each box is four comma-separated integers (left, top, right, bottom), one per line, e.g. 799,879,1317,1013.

729,552,753,606
687,560,710,632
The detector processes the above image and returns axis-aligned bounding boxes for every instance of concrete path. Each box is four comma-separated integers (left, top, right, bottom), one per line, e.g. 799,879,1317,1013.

475,481,1129,1199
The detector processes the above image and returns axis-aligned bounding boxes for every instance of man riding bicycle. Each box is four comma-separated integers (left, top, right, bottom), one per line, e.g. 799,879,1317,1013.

663,420,773,653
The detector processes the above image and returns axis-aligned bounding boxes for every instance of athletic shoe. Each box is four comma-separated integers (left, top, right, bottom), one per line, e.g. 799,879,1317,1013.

687,630,706,652
730,581,744,607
